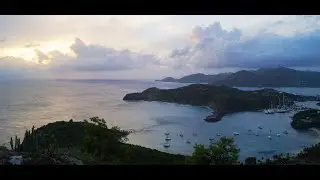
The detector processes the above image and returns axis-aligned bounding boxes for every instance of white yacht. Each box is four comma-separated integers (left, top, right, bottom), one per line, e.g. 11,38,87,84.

276,133,281,137
264,101,275,114
233,132,240,136
165,137,171,141
163,143,170,148
268,136,272,139
216,133,221,136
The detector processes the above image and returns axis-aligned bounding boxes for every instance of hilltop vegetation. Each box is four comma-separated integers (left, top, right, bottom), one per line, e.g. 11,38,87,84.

2,117,186,165
291,109,320,130
2,117,320,165
158,67,320,87
123,84,316,121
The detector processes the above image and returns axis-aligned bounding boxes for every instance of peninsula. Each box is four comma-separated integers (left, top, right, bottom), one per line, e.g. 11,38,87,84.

157,67,320,88
123,84,316,122
291,109,320,130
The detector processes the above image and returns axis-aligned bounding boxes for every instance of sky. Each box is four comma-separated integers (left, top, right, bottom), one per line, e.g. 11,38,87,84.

1,15,320,80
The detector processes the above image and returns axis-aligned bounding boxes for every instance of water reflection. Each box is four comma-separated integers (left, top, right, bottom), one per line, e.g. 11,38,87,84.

0,80,319,160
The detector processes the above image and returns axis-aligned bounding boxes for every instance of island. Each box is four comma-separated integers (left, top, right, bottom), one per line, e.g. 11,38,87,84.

123,84,316,122
291,109,320,130
157,67,320,88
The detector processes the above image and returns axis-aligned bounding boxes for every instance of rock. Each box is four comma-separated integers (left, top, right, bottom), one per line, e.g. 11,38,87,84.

9,155,23,165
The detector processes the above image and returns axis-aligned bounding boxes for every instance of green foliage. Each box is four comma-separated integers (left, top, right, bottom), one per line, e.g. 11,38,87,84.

190,137,240,165
297,143,320,163
244,157,257,165
20,118,185,164
291,109,320,129
82,117,129,160
9,135,23,152
124,84,307,119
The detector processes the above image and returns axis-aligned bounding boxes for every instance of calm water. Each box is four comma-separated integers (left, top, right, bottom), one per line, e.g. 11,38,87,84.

0,79,319,160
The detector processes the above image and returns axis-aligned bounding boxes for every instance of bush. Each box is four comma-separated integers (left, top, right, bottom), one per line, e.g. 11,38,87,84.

190,137,240,165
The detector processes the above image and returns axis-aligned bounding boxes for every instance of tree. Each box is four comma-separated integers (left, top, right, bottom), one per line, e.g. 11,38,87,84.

245,157,257,165
190,137,240,165
82,117,129,160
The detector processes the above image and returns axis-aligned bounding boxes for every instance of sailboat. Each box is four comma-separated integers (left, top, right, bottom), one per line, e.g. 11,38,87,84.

163,143,170,148
264,101,275,114
276,93,288,113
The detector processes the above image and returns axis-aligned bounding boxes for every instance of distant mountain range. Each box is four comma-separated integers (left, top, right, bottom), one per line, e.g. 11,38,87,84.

156,67,320,87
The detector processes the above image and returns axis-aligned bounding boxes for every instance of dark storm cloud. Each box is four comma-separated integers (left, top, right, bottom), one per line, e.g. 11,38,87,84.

169,17,320,69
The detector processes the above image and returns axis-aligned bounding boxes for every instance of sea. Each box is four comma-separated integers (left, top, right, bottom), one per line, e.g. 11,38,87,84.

0,79,319,161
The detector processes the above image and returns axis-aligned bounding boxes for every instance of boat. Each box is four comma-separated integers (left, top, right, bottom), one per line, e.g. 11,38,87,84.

204,114,220,122
264,101,275,114
248,129,252,132
283,130,289,134
255,133,259,136
209,138,214,141
276,108,288,113
164,132,170,136
276,133,280,137
186,140,191,144
258,125,263,129
163,143,170,148
216,133,221,136
268,136,272,139
233,132,239,136
179,134,183,137
165,137,171,141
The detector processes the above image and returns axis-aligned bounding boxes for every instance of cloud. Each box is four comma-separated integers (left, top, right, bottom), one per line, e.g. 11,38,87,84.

0,56,43,79
168,16,320,70
2,15,320,79
34,49,50,64
25,43,40,48
40,38,161,72
0,37,6,42
0,37,161,79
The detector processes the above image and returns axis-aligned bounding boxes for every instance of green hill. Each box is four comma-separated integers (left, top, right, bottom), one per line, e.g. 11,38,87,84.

124,84,316,122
